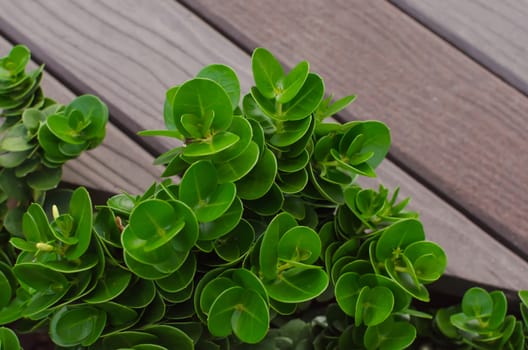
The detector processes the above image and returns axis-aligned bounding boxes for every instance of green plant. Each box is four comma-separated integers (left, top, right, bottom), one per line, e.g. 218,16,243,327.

0,45,107,247
0,45,526,350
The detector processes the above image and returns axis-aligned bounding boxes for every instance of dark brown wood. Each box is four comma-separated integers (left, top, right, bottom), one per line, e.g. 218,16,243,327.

391,0,528,97
0,37,162,194
0,0,527,289
180,0,528,259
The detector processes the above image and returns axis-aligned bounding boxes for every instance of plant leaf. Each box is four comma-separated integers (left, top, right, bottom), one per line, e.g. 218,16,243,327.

197,64,240,110
251,47,284,99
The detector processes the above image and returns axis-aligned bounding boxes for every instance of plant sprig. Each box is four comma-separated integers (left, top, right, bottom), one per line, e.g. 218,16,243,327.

1,46,523,350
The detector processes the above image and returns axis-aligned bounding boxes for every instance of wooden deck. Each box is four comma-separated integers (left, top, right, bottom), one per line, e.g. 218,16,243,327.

0,0,526,292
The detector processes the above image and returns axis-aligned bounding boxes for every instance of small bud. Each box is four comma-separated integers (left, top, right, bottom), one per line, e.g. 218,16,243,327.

36,242,54,252
115,216,124,232
52,204,60,220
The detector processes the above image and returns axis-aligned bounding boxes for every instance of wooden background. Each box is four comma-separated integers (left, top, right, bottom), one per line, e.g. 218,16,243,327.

0,0,526,291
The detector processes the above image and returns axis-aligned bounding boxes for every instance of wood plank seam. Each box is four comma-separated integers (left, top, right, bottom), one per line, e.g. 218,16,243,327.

390,0,528,99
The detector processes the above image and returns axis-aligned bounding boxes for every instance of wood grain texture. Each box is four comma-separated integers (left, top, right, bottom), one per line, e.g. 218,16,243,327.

180,0,528,258
0,38,162,195
391,0,528,97
0,0,527,288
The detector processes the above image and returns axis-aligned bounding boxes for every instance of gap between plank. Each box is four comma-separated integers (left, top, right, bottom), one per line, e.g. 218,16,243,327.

389,1,528,101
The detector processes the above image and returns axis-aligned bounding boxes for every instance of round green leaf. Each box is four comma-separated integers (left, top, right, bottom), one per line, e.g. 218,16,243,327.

65,187,93,260
339,121,390,169
94,207,122,248
142,325,194,350
0,45,30,77
123,200,198,273
251,47,284,99
335,272,362,317
180,161,236,222
0,124,34,151
364,317,416,350
26,166,62,191
330,256,355,284
170,78,233,137
277,226,321,264
276,168,308,194
462,287,493,318
115,278,157,309
244,182,284,216
252,73,325,121
385,256,429,302
265,267,329,303
215,141,259,182
107,193,136,215
83,266,132,303
0,299,25,325
236,147,277,200
124,252,169,280
213,116,253,162
0,327,21,350
404,241,447,283
200,277,237,315
259,213,298,280
155,253,196,293
375,219,425,261
214,219,255,262
198,197,243,240
219,268,269,303
38,124,71,163
276,60,310,103
270,116,312,147
46,113,85,144
0,272,12,308
183,131,240,157
97,301,139,335
308,164,344,204
197,64,240,110
139,292,166,325
359,274,412,313
38,249,99,274
488,291,507,330
357,286,394,326
277,149,310,173
128,199,185,244
66,94,108,138
13,262,68,292
0,150,29,168
50,305,107,347
208,286,269,344
434,307,459,339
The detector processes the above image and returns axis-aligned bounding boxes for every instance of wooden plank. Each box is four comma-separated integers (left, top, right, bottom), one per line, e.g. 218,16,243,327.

179,0,528,259
391,0,528,97
0,38,162,194
0,0,526,289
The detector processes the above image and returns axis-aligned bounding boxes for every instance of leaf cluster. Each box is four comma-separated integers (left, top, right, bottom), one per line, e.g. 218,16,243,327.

0,45,108,244
431,288,527,349
5,46,525,350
